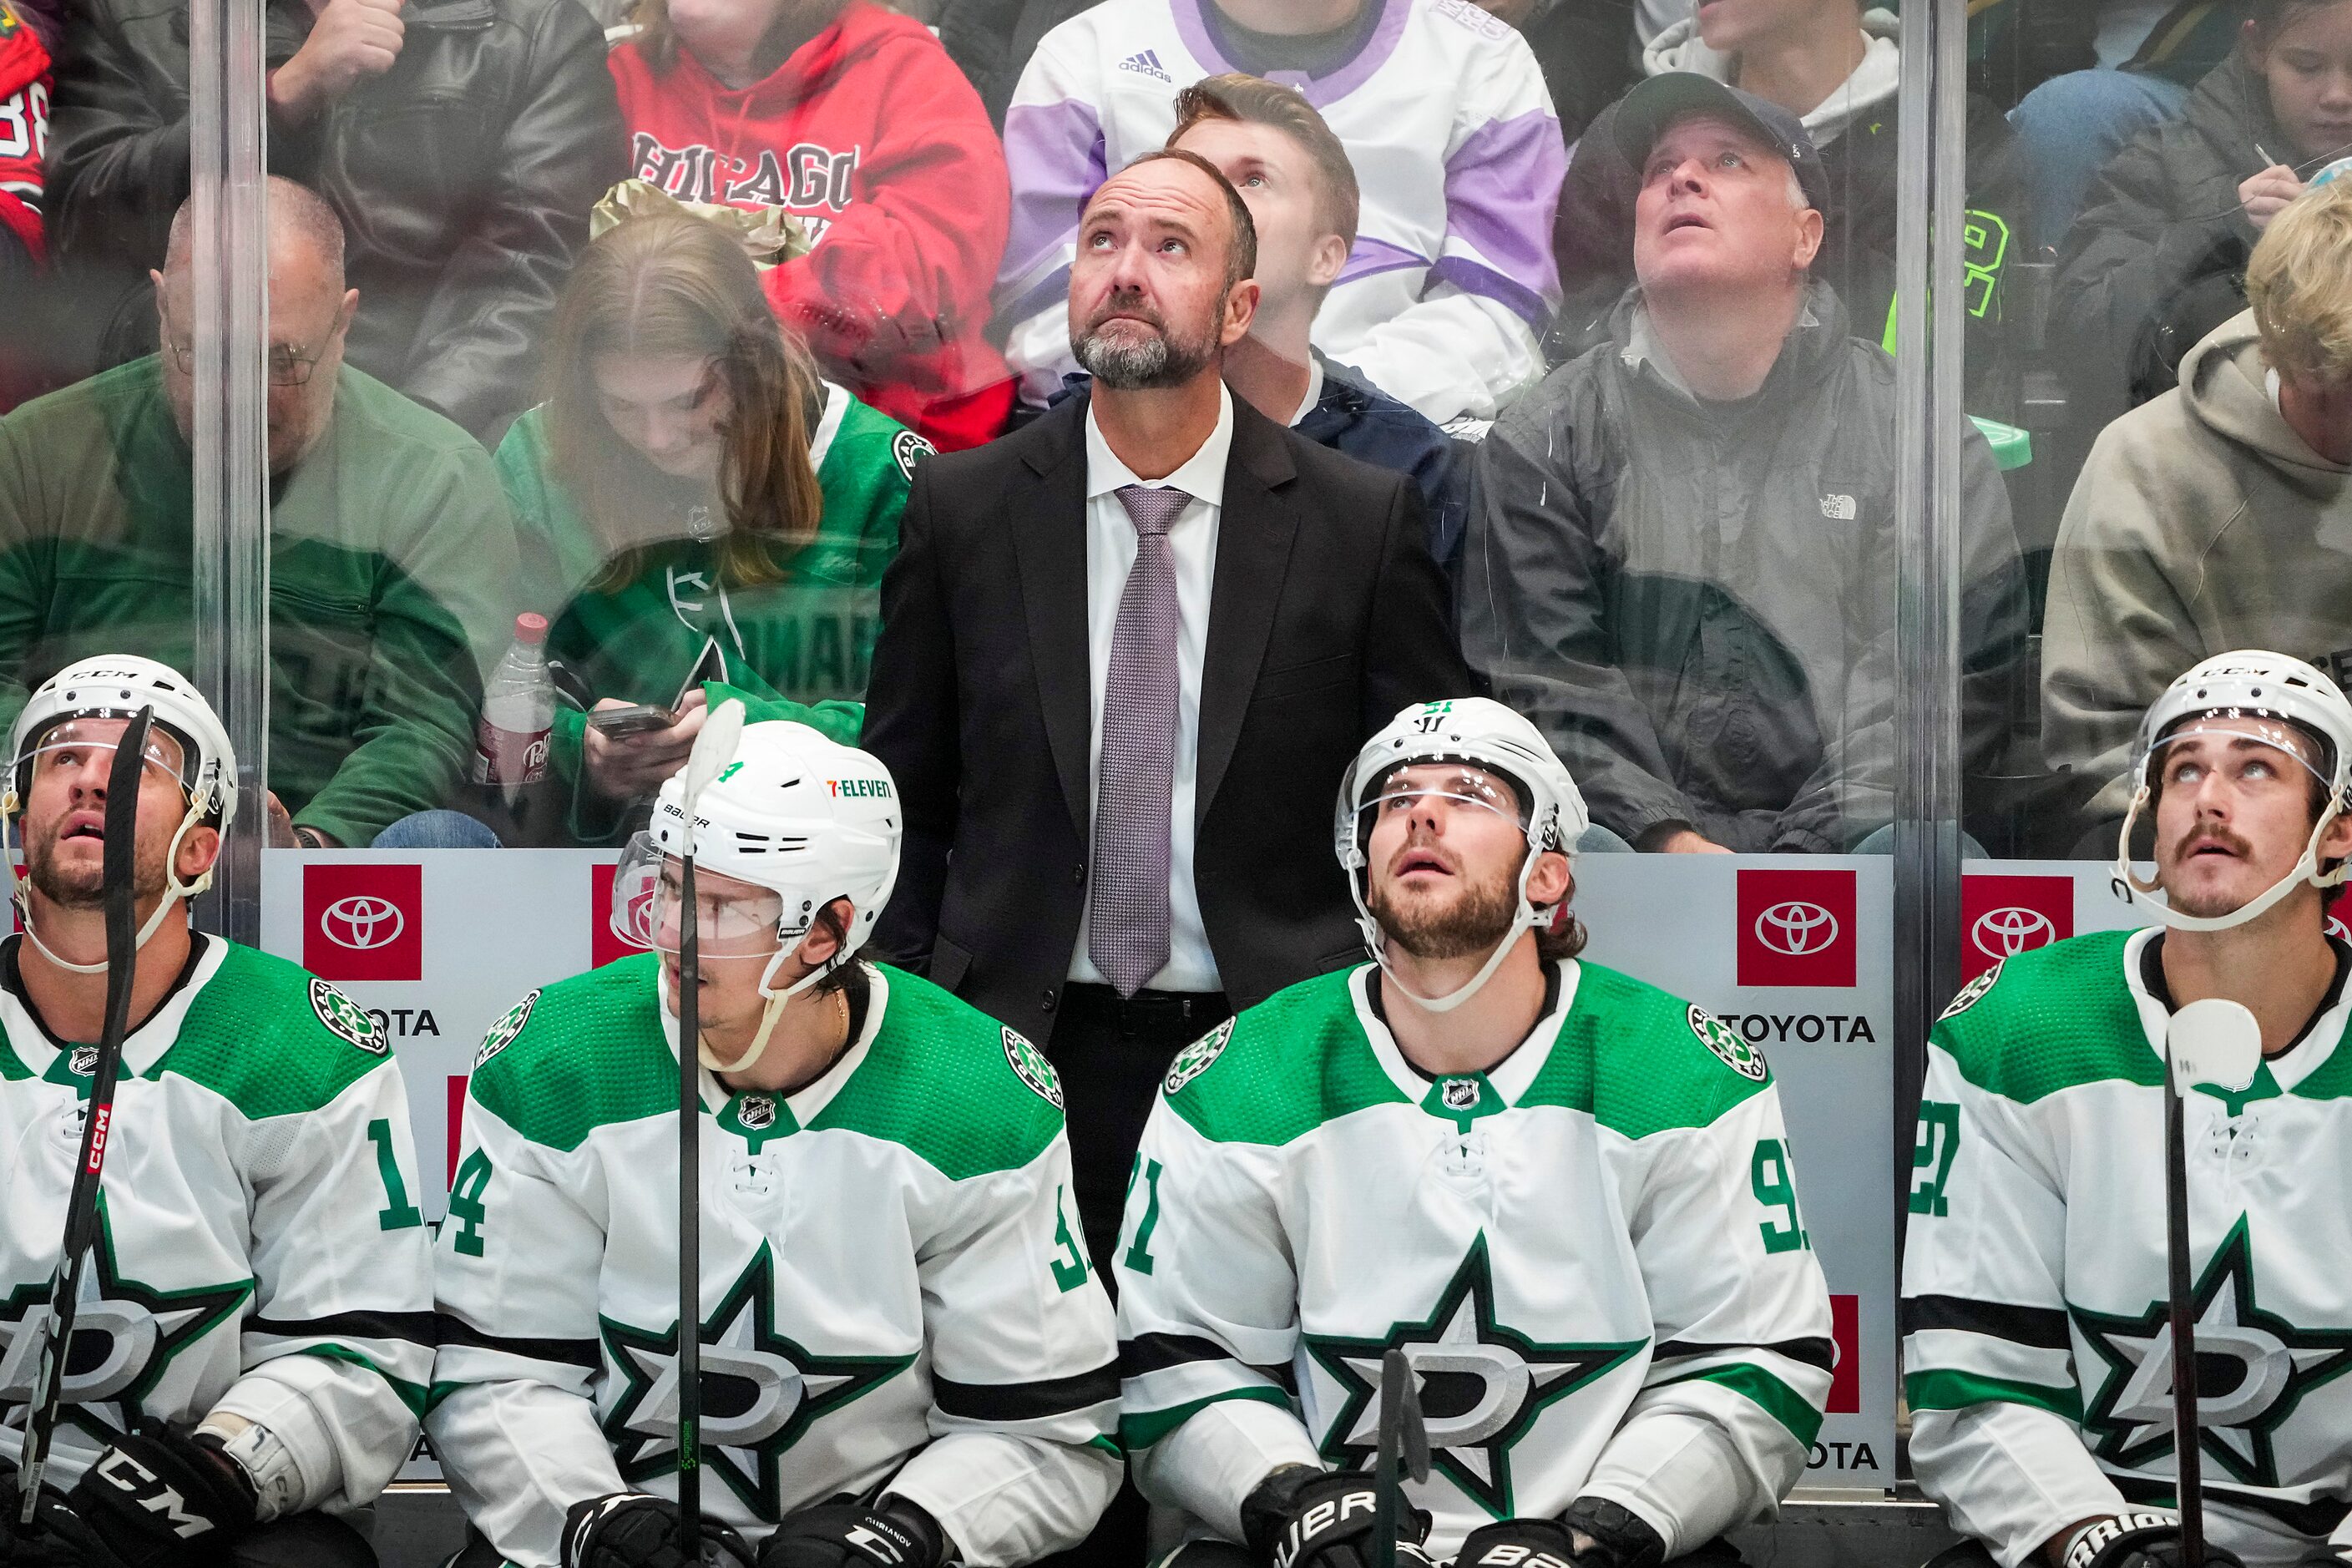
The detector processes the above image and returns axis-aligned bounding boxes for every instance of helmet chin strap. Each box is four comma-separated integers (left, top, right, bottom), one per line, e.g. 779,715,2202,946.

2112,784,2351,933
1357,852,1547,1015
7,804,211,975
660,933,843,1075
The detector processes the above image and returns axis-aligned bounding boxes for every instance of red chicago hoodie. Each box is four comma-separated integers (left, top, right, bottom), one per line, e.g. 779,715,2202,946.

0,0,48,269
609,1,1013,450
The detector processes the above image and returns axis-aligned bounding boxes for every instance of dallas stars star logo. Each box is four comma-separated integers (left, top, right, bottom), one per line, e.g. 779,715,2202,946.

0,1197,253,1452
2074,1215,2352,1489
1303,1236,1643,1518
601,1245,912,1518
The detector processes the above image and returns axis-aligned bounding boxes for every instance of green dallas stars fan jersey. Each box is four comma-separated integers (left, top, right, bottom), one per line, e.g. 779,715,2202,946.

0,935,434,1515
427,954,1120,1568
1115,962,1833,1558
1904,928,2352,1568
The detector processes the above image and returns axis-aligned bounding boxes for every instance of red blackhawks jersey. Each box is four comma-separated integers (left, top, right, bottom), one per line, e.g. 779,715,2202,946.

609,2,1014,451
0,0,48,267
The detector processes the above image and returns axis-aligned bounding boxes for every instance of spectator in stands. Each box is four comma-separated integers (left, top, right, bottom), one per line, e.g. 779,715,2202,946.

1154,74,1474,571
1552,0,2024,371
609,0,1017,451
1466,76,2026,853
0,0,45,281
0,180,515,848
43,0,624,443
2053,0,2352,421
2044,180,2352,846
498,213,915,843
994,0,1565,430
938,0,1095,126
1997,0,2248,248
1473,0,1642,143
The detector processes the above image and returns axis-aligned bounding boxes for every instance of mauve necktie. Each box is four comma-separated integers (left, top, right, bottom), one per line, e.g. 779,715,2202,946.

1090,483,1189,996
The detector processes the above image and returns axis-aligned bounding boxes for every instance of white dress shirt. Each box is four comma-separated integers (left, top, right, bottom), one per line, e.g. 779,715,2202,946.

1067,386,1234,994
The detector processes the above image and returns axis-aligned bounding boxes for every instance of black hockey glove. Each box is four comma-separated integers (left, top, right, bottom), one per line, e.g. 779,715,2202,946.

56,1427,258,1568
562,1493,755,1568
1556,1498,1667,1568
1456,1515,1585,1568
756,1498,947,1568
1240,1465,1432,1568
2061,1515,2247,1568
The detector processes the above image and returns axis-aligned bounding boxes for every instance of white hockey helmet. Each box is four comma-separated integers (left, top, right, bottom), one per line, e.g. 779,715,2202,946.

614,720,901,1069
2114,650,2352,932
3,655,238,974
6,655,237,829
1335,698,1588,1013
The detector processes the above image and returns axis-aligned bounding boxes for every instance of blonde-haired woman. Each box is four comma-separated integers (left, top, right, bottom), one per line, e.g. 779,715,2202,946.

497,211,930,843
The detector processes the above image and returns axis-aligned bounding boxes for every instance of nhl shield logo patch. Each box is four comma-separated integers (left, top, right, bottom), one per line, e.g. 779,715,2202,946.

1939,962,2002,1022
1164,1019,1235,1095
68,1044,99,1076
475,989,540,1068
1688,1004,1767,1082
1440,1078,1481,1112
311,979,387,1055
738,1094,777,1131
1004,1027,1063,1109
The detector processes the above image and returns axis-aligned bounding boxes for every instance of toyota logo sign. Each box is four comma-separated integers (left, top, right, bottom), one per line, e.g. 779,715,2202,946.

302,862,422,980
1971,906,2055,959
1736,868,1856,986
2329,915,2350,943
321,895,406,950
1755,901,1839,956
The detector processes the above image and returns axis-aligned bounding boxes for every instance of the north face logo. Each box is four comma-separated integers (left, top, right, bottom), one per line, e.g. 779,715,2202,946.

1118,48,1171,81
1819,493,1857,521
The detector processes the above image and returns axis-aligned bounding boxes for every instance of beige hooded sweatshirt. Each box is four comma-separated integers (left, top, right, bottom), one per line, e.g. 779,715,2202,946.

2043,309,2352,819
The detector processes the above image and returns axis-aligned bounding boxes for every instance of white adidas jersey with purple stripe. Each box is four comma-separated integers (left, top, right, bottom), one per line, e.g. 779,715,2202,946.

996,0,1565,426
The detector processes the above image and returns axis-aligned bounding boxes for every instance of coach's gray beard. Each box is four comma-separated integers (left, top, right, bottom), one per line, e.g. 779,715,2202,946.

1073,321,1217,391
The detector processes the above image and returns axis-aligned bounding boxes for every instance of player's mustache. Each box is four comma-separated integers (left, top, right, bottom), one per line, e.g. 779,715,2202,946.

1086,289,1164,332
2176,824,2254,859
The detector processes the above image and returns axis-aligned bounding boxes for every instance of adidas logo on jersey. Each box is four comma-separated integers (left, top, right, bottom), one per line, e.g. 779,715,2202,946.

1118,48,1171,82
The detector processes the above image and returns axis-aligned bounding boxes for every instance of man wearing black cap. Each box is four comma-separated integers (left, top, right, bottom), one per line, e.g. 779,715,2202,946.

1462,72,2029,856
1546,0,2024,371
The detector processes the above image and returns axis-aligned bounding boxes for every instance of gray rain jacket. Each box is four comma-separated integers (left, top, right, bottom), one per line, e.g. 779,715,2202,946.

1463,282,2027,852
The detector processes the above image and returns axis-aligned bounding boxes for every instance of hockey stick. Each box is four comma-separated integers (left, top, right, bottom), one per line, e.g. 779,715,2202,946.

1372,1349,1430,1568
2162,999,2263,1568
670,700,745,1549
18,706,155,1520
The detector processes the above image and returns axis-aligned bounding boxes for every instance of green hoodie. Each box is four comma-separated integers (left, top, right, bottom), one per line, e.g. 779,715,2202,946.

0,357,517,847
494,381,925,843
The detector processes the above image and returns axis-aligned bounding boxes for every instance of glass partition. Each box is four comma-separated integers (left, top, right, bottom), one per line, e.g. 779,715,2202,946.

35,0,2070,1522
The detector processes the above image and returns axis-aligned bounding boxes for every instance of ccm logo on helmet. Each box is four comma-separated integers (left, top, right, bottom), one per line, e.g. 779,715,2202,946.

830,778,892,798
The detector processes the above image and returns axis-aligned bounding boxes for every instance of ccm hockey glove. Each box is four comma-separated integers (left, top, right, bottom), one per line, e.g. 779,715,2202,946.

757,1498,947,1568
58,1427,258,1568
2061,1515,2247,1568
562,1493,755,1568
1240,1466,1433,1568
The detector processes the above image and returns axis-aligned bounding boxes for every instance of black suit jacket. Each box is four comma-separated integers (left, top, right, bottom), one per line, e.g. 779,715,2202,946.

862,390,1471,1043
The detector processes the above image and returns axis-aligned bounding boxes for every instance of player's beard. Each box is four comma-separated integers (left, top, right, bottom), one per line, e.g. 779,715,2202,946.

2162,822,2268,918
1072,292,1220,390
1368,856,1521,961
24,823,170,910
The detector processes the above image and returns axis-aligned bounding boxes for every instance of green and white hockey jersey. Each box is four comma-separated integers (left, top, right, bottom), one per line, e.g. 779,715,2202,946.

0,934,434,1515
1116,962,1833,1558
427,955,1120,1568
1904,928,2352,1568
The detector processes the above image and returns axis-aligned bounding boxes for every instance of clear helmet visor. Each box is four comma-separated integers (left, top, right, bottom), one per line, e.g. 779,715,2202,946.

1355,765,1523,843
2146,713,2334,797
18,719,187,799
609,832,787,959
